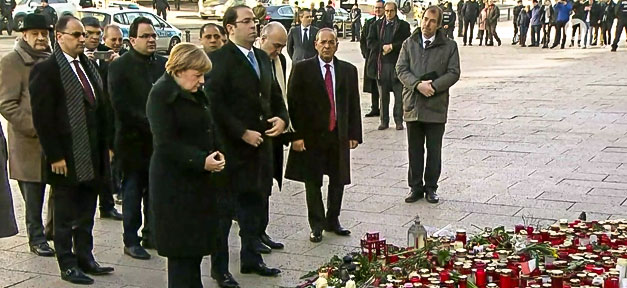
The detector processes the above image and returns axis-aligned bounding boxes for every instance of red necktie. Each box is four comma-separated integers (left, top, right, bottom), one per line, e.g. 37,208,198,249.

324,63,336,131
72,60,95,105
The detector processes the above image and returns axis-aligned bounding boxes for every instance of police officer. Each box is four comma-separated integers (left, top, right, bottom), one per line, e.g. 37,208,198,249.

0,0,16,36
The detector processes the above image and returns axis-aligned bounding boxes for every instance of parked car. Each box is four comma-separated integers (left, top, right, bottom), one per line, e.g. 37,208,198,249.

333,7,351,37
265,4,293,31
198,0,256,20
12,0,78,31
77,8,182,54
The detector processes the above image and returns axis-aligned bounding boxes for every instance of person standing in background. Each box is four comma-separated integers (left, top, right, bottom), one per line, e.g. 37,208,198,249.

457,0,465,37
530,0,543,46
513,0,524,44
442,2,457,39
360,0,384,117
518,5,531,46
462,0,480,45
287,8,319,63
34,0,57,46
153,0,170,20
485,0,501,45
351,4,362,42
0,0,16,36
541,0,554,48
601,0,615,46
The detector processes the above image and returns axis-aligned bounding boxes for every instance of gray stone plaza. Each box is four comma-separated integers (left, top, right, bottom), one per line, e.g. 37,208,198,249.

1,10,626,287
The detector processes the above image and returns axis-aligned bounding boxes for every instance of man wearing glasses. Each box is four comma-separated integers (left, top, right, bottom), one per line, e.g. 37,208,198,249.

108,16,167,261
206,5,288,286
29,15,114,285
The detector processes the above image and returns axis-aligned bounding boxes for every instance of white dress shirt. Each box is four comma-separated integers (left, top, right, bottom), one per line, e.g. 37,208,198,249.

318,56,336,114
422,34,436,48
64,52,96,99
301,24,311,42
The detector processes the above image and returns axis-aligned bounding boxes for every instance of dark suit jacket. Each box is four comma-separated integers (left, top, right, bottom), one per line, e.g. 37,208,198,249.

29,54,110,186
284,57,363,186
271,53,288,189
108,48,166,173
366,17,411,79
360,16,380,93
205,42,289,195
287,25,319,63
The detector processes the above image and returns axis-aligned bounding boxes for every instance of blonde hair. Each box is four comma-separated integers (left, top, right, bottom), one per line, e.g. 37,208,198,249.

165,43,212,75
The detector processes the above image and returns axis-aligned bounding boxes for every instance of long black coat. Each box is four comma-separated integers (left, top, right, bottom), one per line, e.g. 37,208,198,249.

360,16,380,93
284,57,363,186
147,73,219,258
29,54,110,186
366,17,411,80
205,42,289,195
108,48,166,173
272,53,288,190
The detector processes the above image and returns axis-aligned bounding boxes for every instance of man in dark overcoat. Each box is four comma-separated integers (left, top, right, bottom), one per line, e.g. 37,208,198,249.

205,5,288,279
108,17,167,260
29,15,114,285
285,28,363,243
367,1,411,131
360,0,384,117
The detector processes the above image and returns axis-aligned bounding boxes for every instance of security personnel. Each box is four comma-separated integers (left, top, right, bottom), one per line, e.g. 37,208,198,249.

611,0,627,51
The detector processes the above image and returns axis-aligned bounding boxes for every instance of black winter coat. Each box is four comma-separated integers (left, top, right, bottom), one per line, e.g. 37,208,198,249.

205,42,289,195
463,1,480,21
590,2,604,25
108,48,166,173
360,16,381,93
366,17,411,80
147,73,219,258
29,55,110,186
285,57,362,186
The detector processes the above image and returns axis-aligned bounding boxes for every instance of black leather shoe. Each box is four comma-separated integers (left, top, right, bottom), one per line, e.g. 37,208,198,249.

211,271,240,288
100,208,123,221
261,234,284,249
325,224,351,236
365,110,380,117
425,190,440,204
124,245,151,260
253,240,272,254
395,123,404,130
404,188,424,203
377,124,389,130
309,229,322,243
79,261,114,275
30,242,55,257
61,267,94,285
240,263,281,276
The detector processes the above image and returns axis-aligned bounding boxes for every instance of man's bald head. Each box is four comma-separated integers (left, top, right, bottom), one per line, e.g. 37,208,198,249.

260,22,288,59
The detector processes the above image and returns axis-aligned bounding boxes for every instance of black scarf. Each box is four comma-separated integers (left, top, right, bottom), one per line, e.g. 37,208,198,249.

53,43,103,182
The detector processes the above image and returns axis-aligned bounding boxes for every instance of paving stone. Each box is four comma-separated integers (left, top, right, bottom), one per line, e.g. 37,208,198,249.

488,195,574,210
438,201,522,216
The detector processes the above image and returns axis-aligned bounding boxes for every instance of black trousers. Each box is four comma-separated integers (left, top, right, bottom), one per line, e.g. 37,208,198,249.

602,20,614,44
463,20,476,44
531,25,541,46
305,182,344,231
156,7,167,20
53,183,98,270
542,23,552,46
612,20,626,50
458,13,464,36
368,79,380,113
1,11,13,35
590,24,600,44
210,216,233,274
17,181,48,246
513,20,519,39
444,26,455,39
168,257,203,288
553,20,568,48
377,79,403,126
571,23,581,42
235,185,270,266
486,23,500,45
98,177,115,212
407,121,445,192
122,169,150,247
351,22,361,41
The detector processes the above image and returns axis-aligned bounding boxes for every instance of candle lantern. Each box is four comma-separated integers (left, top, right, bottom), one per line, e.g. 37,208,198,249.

550,270,564,288
361,232,380,261
408,216,427,249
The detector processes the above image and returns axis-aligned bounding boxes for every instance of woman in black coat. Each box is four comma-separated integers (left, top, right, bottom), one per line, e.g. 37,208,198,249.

146,43,225,288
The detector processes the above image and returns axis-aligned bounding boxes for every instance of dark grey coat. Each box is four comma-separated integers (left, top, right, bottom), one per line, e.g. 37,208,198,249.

0,128,17,238
396,28,460,123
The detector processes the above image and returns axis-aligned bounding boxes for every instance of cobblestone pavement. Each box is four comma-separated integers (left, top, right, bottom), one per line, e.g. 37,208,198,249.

1,13,627,287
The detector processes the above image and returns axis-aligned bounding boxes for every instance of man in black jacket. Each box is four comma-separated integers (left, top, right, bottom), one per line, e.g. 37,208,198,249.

321,0,335,29
287,8,319,63
457,0,465,36
601,0,615,45
611,0,627,51
153,0,170,20
314,1,326,27
513,0,524,43
462,0,480,45
589,0,604,45
367,1,411,130
206,5,287,279
35,0,57,46
80,16,123,222
442,2,457,39
0,0,16,35
108,17,167,261
571,0,587,46
30,15,114,285
360,0,384,117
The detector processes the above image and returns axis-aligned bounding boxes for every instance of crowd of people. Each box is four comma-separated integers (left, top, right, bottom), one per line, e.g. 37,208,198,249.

0,1,462,287
452,0,627,50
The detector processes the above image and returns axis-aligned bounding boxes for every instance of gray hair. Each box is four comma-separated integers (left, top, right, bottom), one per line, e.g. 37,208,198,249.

315,27,337,41
260,22,287,38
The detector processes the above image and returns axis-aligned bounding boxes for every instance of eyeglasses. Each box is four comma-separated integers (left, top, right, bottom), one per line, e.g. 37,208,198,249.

60,31,87,38
137,33,158,39
234,18,256,24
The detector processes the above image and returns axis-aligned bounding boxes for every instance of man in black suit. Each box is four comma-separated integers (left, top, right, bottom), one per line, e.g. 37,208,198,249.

258,21,288,253
287,8,319,63
205,5,288,280
285,28,363,243
360,0,384,117
108,17,167,261
80,16,123,222
367,1,411,131
29,15,114,285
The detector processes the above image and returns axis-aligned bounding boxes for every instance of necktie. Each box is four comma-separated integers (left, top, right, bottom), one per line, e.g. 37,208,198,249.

303,27,309,44
425,40,432,48
324,64,336,131
72,60,95,105
247,51,260,78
